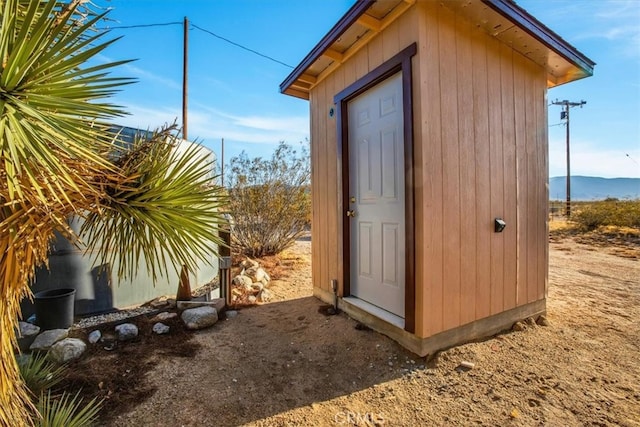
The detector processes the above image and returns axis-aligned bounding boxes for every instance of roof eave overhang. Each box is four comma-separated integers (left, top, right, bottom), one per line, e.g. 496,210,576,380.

482,0,595,85
280,0,596,99
279,0,375,100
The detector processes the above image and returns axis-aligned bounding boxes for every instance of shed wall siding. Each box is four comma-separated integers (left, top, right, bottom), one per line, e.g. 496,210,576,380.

309,2,548,340
415,2,548,337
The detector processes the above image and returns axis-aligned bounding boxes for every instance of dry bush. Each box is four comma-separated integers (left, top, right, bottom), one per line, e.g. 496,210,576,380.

226,142,310,257
572,199,640,231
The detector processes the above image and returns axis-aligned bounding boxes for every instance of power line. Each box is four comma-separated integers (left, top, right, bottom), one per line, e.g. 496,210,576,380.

98,21,182,30
97,20,295,69
191,23,294,69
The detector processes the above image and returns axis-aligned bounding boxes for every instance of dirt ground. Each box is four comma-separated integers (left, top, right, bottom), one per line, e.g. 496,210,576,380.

60,233,639,426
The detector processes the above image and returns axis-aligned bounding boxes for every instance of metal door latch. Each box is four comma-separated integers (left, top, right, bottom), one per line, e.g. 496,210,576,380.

346,210,356,217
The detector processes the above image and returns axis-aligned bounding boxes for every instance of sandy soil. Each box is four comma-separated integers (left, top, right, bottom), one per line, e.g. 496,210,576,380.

61,236,639,426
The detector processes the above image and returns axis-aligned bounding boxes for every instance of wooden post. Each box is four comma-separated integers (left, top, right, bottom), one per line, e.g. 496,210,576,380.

219,217,232,306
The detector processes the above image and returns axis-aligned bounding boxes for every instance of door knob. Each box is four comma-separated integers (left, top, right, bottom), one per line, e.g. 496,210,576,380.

346,210,356,217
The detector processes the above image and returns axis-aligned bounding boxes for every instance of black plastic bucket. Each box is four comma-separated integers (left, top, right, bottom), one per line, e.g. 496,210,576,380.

34,288,76,330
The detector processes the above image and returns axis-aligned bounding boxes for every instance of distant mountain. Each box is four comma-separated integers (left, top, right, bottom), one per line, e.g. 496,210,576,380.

549,176,640,201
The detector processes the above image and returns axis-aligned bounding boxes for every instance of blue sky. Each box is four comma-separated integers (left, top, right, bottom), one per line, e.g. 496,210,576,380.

98,0,639,179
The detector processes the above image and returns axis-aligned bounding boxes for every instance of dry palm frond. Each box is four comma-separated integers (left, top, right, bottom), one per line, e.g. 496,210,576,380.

1,1,124,425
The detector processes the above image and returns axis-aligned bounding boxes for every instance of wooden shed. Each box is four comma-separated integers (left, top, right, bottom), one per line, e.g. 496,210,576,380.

280,0,594,356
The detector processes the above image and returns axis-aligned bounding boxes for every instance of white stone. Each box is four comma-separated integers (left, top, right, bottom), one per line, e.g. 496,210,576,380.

232,275,253,288
258,288,274,303
153,322,170,334
18,321,40,338
115,323,138,341
255,268,270,284
181,306,218,330
30,329,68,351
151,312,178,322
254,268,266,282
17,322,41,351
88,330,101,344
459,361,475,370
150,300,168,309
241,258,259,269
49,338,86,363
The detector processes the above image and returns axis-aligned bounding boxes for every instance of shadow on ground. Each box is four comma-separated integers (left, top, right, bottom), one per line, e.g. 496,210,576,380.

105,296,423,426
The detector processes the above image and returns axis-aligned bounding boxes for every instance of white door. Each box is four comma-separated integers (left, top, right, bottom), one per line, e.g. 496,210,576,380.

348,72,405,317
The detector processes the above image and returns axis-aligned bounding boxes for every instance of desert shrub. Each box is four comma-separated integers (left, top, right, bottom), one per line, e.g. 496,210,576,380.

572,200,640,230
226,142,311,257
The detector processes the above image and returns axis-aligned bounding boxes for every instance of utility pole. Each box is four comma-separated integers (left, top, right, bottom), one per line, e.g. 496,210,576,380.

182,16,189,140
178,17,191,302
221,138,225,187
551,99,586,218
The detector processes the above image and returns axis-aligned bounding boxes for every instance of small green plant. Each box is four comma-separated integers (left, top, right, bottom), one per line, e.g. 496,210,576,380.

36,391,101,427
226,142,311,257
17,354,65,398
17,353,102,426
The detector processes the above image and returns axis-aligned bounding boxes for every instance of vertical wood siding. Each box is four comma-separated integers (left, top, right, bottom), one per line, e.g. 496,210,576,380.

309,88,320,298
472,27,491,324
327,69,342,294
456,14,477,327
420,1,444,336
309,2,548,338
439,5,462,332
415,2,548,336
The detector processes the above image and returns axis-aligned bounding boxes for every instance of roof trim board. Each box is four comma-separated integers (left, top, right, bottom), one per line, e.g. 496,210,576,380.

279,0,375,98
482,0,595,75
280,0,595,100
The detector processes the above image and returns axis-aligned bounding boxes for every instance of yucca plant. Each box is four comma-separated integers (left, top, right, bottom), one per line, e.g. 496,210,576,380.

16,354,65,399
36,391,101,427
82,128,228,281
1,1,226,425
18,354,99,427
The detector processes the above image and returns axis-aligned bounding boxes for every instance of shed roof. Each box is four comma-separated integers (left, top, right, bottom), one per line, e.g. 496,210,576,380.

280,0,596,100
